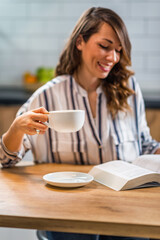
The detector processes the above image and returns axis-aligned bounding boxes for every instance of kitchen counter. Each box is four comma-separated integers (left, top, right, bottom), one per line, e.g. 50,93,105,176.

142,91,160,109
0,87,31,105
0,87,159,109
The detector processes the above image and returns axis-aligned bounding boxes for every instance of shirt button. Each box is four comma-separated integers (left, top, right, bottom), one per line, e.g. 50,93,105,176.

99,145,102,149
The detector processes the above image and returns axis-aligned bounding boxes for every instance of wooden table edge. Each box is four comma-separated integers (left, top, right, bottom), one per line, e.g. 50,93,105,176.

1,216,160,238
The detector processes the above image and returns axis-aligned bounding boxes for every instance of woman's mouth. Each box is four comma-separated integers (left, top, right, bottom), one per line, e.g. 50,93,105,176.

98,62,112,72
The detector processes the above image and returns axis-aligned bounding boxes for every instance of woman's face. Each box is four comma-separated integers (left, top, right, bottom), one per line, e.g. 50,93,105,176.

76,22,122,80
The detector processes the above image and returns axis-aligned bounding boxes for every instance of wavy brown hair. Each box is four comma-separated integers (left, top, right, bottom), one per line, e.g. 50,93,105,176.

55,7,134,118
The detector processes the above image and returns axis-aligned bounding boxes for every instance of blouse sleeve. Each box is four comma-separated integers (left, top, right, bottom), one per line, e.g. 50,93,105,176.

0,100,32,167
133,77,160,154
0,134,31,168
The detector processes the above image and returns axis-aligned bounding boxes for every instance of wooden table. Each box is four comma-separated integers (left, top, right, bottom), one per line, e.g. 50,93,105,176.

0,162,160,239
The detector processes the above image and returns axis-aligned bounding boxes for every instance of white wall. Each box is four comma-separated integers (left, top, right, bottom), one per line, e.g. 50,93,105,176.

0,0,160,92
0,228,37,240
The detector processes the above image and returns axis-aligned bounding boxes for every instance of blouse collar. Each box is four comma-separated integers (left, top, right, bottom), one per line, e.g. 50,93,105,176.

72,76,103,97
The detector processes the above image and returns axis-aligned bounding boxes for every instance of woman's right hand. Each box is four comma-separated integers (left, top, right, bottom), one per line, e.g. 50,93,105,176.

12,107,49,136
3,107,49,153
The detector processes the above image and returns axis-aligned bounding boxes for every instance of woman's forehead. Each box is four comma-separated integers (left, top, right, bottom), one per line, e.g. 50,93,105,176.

91,22,121,46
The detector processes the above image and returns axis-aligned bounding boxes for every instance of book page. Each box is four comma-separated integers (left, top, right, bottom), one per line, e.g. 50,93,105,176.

97,161,154,180
133,154,160,172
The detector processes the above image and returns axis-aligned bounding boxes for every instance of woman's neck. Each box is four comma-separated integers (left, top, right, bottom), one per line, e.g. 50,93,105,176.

73,69,101,118
74,69,100,93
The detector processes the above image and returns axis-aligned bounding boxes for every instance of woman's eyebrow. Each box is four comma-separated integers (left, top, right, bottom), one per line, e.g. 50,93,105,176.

102,38,113,44
102,38,121,47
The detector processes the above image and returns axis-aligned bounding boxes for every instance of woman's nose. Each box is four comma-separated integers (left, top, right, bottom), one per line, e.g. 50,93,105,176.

106,50,118,63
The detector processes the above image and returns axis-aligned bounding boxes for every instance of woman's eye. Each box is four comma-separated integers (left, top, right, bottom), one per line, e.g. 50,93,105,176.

99,44,108,49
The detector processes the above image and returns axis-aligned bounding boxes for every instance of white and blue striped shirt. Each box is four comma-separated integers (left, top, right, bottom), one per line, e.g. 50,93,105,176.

0,75,159,167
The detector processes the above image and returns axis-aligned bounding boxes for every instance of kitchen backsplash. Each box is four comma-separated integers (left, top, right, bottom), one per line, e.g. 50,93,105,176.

0,0,160,91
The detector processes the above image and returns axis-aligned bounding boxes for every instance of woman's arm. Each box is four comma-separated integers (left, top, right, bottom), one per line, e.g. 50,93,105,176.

3,107,48,153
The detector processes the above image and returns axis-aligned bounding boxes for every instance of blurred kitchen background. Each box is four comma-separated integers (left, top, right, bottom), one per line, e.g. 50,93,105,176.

0,0,160,239
0,0,160,90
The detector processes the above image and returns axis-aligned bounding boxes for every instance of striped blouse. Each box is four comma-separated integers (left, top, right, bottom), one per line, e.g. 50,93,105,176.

0,75,159,167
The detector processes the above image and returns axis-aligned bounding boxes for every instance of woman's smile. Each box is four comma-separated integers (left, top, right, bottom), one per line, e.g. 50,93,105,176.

97,61,113,73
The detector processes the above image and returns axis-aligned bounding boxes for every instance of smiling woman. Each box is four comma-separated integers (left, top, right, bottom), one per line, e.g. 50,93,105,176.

56,7,134,118
0,6,160,240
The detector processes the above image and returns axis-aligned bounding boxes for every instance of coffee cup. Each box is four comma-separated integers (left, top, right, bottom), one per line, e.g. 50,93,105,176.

44,110,85,133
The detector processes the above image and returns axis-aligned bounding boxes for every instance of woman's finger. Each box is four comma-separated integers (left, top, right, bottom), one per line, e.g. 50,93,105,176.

32,107,49,114
31,112,48,123
33,121,48,131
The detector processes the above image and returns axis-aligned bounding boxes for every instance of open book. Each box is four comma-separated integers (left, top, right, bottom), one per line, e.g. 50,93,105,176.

88,155,160,191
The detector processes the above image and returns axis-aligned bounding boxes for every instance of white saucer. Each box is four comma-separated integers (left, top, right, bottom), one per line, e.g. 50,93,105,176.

43,171,94,188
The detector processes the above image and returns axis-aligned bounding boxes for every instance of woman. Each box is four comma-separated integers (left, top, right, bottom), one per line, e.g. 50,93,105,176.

0,7,159,240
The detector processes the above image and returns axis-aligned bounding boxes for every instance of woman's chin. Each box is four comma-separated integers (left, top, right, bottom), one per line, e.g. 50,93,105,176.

98,72,109,79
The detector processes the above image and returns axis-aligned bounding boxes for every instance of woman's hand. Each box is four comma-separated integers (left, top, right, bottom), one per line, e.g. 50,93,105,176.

3,107,49,153
12,107,49,136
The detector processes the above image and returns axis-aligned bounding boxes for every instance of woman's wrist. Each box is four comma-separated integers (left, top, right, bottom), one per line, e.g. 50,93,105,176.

3,119,25,153
9,117,25,137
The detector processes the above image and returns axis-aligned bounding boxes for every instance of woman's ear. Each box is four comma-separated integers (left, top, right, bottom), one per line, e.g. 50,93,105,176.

76,35,83,50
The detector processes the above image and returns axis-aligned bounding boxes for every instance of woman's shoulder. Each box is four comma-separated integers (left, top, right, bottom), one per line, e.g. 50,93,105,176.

21,75,70,110
41,74,70,89
51,74,70,85
127,75,144,105
128,75,138,89
33,75,70,95
127,75,142,95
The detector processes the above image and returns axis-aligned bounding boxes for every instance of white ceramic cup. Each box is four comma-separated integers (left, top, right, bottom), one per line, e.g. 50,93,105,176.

44,110,85,133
